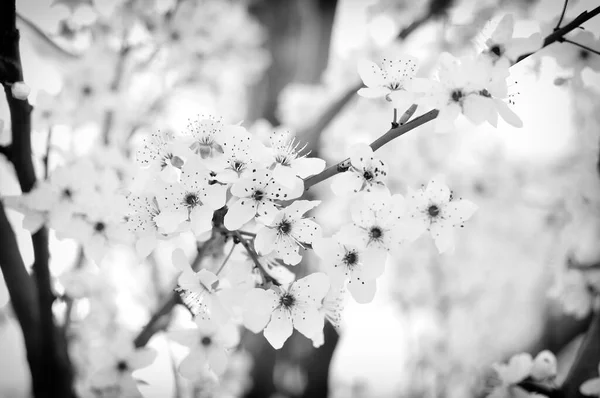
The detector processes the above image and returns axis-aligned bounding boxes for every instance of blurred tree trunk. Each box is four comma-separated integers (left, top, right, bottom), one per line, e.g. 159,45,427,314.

246,0,338,125
244,1,338,397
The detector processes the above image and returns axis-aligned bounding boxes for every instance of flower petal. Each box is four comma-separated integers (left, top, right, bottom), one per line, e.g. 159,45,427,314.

292,304,324,338
264,307,293,349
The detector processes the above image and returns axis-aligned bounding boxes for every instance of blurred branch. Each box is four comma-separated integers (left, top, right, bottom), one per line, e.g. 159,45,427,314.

16,13,78,60
1,2,75,396
133,237,217,348
516,5,600,63
561,311,600,397
134,291,180,348
102,41,131,146
305,5,600,191
561,39,600,56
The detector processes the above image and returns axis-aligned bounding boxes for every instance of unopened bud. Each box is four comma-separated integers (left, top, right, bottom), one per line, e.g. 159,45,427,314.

11,82,30,100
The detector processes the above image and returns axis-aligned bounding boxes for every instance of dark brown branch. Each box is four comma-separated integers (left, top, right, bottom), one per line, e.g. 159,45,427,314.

0,203,42,381
1,2,75,396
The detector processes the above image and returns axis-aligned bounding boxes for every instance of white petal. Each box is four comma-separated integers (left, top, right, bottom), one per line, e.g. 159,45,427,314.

135,234,157,258
291,272,330,305
203,184,227,210
291,219,321,244
168,330,198,348
172,248,190,271
494,98,523,128
348,277,377,304
207,348,228,375
243,289,279,333
254,227,278,255
190,206,214,236
463,95,491,125
442,199,478,226
224,199,256,230
283,200,321,218
129,347,157,369
292,157,326,178
154,209,187,234
178,350,207,380
291,304,324,338
256,201,279,222
275,236,303,266
273,164,298,189
425,177,451,204
331,172,364,196
357,248,386,280
430,221,456,254
198,269,219,291
357,87,389,98
357,60,386,88
264,307,293,349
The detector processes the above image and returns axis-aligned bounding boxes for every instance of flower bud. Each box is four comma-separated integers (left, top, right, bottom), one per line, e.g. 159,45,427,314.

11,82,30,100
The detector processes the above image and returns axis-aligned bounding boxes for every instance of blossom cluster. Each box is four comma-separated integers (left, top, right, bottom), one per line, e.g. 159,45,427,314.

6,5,600,395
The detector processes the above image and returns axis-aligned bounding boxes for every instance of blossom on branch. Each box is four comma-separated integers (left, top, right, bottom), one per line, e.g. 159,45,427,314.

330,144,388,196
357,56,418,110
170,318,240,378
254,200,322,265
401,177,478,254
242,273,330,349
313,237,386,303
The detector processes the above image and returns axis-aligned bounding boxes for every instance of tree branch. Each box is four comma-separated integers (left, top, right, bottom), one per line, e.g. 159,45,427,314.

304,5,600,191
1,2,75,396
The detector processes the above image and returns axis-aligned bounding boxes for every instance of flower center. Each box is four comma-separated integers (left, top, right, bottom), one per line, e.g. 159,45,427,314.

94,222,106,233
81,85,93,96
62,188,73,200
116,360,128,372
490,44,503,57
451,90,463,103
280,293,295,308
184,193,200,208
580,50,590,60
278,220,292,235
428,205,440,217
343,251,358,266
253,189,265,202
363,170,374,181
201,336,212,346
369,227,382,240
232,160,244,172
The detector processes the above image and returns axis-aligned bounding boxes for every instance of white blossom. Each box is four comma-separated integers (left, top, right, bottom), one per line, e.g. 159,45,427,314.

242,273,330,349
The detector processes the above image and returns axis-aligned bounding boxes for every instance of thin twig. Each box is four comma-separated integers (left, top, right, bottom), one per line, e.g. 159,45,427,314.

517,5,600,63
555,0,569,30
15,13,78,60
216,244,236,275
43,127,53,180
562,38,600,56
